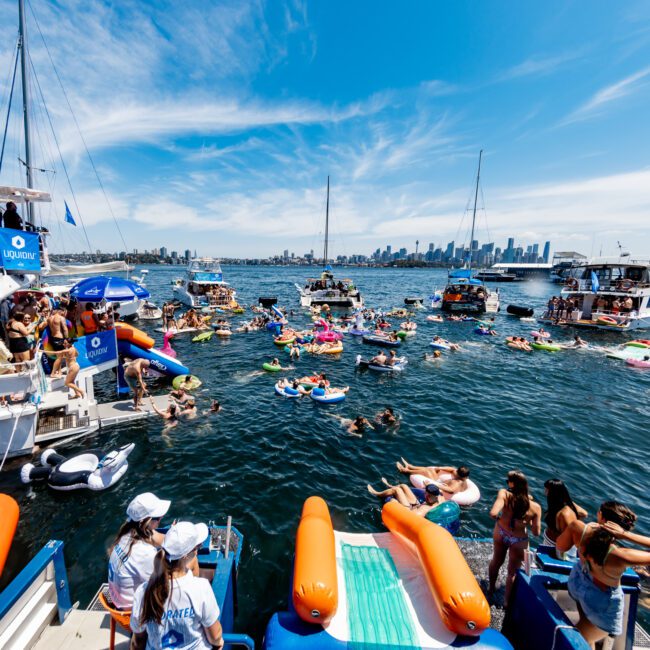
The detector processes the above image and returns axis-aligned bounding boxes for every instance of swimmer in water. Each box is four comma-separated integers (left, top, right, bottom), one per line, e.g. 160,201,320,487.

424,350,443,361
348,416,374,435
149,397,178,429
375,407,398,426
205,399,222,415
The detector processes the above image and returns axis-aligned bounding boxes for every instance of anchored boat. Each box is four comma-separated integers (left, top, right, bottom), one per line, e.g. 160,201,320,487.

173,257,239,311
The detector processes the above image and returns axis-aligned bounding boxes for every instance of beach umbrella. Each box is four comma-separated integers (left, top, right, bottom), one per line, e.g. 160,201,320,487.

69,276,150,302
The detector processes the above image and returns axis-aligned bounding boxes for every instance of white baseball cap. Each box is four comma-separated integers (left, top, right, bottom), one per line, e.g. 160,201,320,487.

126,492,171,522
162,521,209,561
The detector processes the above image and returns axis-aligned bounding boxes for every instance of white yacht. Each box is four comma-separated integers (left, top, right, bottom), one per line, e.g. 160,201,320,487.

295,177,364,310
540,257,650,330
172,257,237,309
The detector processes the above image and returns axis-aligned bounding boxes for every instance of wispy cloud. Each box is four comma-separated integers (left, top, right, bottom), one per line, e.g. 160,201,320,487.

560,65,650,125
497,52,581,81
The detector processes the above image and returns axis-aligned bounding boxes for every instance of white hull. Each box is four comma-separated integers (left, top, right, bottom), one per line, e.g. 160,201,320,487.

173,284,237,310
295,283,364,309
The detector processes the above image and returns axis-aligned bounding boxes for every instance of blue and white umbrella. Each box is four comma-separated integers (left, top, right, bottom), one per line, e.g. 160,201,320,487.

69,276,150,302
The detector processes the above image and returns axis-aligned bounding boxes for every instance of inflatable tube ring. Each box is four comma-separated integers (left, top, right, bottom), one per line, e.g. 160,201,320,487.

172,375,202,390
409,473,480,506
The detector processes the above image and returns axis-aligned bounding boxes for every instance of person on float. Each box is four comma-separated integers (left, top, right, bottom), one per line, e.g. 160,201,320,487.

130,521,224,650
108,492,171,610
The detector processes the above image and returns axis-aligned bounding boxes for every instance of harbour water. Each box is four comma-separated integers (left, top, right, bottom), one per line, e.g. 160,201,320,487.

1,265,648,639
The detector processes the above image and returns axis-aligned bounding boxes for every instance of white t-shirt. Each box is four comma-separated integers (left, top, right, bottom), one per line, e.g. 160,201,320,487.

108,535,157,609
131,571,220,649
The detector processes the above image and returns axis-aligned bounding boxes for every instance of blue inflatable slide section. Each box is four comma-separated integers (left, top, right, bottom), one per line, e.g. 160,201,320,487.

117,340,189,377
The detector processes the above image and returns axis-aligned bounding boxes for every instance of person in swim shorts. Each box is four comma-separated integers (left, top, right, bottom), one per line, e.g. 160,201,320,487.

367,481,443,517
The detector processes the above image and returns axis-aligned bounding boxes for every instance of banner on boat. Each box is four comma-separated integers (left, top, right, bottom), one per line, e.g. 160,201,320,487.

74,329,118,372
0,228,41,272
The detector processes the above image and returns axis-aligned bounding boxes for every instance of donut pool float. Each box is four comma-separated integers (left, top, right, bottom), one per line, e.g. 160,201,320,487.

410,473,480,506
262,363,282,372
310,387,346,404
274,382,301,398
172,375,202,390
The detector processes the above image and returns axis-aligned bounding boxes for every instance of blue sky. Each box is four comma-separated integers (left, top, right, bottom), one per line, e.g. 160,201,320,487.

1,0,650,258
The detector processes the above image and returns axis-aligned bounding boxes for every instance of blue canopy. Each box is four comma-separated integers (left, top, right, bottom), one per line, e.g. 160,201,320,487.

448,268,472,279
70,276,150,302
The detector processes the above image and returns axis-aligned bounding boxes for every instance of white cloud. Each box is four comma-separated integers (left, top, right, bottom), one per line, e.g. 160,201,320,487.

560,66,650,125
498,52,582,81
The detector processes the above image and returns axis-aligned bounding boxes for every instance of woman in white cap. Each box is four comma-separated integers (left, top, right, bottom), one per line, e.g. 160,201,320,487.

130,521,224,649
108,492,171,610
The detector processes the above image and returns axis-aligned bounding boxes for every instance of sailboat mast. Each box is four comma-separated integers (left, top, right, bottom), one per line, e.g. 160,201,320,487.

324,175,329,265
18,0,34,223
468,149,482,269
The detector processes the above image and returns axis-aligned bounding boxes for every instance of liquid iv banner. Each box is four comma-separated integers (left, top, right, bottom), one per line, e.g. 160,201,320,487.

0,228,41,272
74,329,118,371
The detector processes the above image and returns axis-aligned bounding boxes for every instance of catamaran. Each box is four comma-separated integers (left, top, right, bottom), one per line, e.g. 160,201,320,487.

295,177,364,309
439,151,500,314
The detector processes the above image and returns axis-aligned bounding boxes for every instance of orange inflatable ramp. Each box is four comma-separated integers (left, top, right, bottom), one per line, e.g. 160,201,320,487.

292,496,338,625
114,322,155,349
0,494,19,576
382,499,490,636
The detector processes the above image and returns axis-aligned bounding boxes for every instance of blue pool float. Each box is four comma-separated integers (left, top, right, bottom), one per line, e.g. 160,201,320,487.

274,382,301,398
310,387,346,404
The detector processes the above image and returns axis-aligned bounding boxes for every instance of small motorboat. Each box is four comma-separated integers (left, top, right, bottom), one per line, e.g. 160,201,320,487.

21,444,134,491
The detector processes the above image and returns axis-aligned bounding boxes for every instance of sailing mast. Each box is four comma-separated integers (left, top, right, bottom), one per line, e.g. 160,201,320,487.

18,0,34,224
468,149,482,269
323,175,330,266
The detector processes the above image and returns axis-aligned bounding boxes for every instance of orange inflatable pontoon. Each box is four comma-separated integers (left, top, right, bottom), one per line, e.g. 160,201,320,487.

114,322,155,349
292,496,338,625
0,494,19,576
382,499,491,636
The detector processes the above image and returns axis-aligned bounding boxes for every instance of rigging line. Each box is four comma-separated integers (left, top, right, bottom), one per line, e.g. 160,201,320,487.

27,54,95,259
27,0,129,254
0,40,20,174
479,184,492,245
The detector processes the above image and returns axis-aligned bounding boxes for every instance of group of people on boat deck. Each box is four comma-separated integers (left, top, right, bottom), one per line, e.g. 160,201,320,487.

161,304,211,332
368,462,650,649
108,493,224,649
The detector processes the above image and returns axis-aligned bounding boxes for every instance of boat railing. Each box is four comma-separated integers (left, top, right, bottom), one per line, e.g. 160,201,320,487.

567,278,650,292
0,353,45,398
223,633,255,649
0,540,72,648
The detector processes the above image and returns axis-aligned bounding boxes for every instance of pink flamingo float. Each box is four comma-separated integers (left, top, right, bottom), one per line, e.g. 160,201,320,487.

314,318,343,343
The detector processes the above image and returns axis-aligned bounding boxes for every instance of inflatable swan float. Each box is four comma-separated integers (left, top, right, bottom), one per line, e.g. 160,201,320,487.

21,443,134,491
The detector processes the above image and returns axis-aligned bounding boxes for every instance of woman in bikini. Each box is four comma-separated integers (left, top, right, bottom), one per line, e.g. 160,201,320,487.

488,470,541,606
48,339,85,399
543,478,588,558
557,501,650,647
7,311,39,368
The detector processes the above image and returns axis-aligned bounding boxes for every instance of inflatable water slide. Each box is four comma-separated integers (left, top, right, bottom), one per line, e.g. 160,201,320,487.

264,497,512,650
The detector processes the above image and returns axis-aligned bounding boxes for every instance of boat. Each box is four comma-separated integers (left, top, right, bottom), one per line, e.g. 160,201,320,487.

549,251,588,283
0,513,254,649
440,152,500,314
539,257,650,331
474,268,519,282
172,257,238,310
295,177,363,310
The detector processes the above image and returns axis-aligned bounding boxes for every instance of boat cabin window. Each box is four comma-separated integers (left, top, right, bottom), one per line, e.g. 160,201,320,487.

625,267,647,283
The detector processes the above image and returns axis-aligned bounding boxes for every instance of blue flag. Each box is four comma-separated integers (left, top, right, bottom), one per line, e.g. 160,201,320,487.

590,271,600,293
64,201,76,226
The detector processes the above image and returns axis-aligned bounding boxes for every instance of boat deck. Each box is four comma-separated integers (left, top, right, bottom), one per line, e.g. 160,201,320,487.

32,610,129,650
95,394,169,427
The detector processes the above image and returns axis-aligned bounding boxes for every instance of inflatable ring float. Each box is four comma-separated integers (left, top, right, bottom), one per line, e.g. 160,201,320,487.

531,342,561,352
274,381,301,398
263,362,282,372
172,374,202,390
597,315,617,326
410,473,481,507
274,336,296,346
310,387,345,404
565,277,579,290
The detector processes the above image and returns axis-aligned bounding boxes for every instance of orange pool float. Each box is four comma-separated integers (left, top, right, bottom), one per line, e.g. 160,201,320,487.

0,493,19,576
114,322,155,349
292,496,338,625
382,499,490,636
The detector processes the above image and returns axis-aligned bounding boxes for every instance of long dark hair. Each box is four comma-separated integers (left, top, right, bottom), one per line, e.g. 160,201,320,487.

507,470,530,522
544,478,578,532
141,549,179,624
109,519,154,560
600,501,637,531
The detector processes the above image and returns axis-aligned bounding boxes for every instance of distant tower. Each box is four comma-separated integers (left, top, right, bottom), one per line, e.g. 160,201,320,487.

415,240,419,254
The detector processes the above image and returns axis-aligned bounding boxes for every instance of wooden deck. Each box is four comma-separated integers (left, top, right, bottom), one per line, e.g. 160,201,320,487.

33,610,129,650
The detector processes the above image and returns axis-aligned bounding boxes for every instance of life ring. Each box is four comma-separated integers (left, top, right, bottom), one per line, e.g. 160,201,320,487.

21,444,134,491
617,279,634,291
310,387,346,404
597,315,617,326
410,473,481,506
172,375,202,390
565,277,579,290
